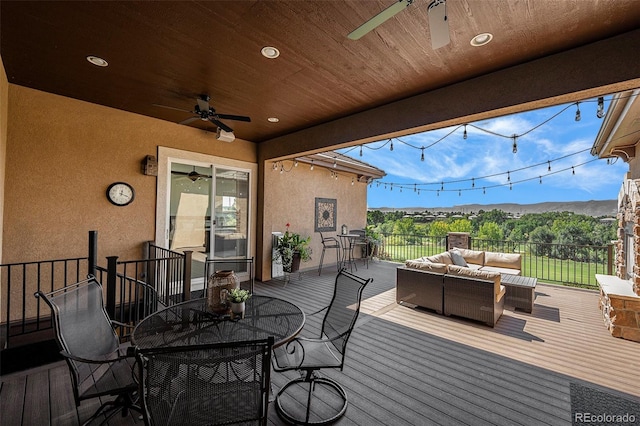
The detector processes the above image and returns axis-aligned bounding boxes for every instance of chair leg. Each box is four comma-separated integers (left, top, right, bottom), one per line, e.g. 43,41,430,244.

275,373,348,425
318,248,326,275
81,391,141,426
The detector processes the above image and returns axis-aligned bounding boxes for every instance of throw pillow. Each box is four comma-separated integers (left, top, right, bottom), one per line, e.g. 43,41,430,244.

449,249,468,267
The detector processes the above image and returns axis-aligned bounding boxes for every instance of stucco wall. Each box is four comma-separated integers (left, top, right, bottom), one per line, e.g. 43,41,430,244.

0,56,7,263
3,85,257,264
261,159,368,280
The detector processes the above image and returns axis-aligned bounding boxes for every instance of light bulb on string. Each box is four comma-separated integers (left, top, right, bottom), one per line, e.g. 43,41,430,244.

512,135,518,154
280,164,284,174
414,184,417,192
294,160,298,167
572,166,575,175
359,145,363,157
509,183,512,190
483,187,486,195
333,158,337,168
441,182,444,191
471,178,475,188
539,176,542,184
437,190,440,197
548,160,551,171
420,148,425,162
597,97,605,119
351,177,354,185
390,140,394,151
507,171,511,182
463,125,468,140
575,102,581,121
272,162,277,171
458,190,461,196
310,160,314,171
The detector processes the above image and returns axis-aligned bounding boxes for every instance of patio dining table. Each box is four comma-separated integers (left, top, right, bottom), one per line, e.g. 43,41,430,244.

132,295,305,350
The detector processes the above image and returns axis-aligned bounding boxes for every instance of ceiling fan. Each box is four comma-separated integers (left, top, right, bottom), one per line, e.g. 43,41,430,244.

155,94,251,133
348,0,450,49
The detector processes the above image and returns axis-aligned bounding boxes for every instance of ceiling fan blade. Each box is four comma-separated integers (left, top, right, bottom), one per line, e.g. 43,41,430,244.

216,113,251,122
428,0,450,49
153,104,194,114
210,118,233,133
348,0,413,40
196,96,210,113
179,116,200,125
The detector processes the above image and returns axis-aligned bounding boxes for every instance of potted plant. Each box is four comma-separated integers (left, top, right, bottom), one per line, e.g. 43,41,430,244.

274,223,312,273
226,288,251,316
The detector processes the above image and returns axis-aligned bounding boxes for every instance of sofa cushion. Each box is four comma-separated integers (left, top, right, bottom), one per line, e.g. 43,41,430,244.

447,265,502,297
449,249,468,267
480,265,521,276
450,248,485,265
405,260,448,274
425,252,453,265
484,251,521,270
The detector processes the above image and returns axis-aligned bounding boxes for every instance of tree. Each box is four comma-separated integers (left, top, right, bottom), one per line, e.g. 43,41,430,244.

429,221,449,237
477,222,504,241
449,218,472,233
529,225,554,256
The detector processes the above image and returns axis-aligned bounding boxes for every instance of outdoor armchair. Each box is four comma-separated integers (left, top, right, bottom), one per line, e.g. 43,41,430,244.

34,275,141,425
272,269,372,425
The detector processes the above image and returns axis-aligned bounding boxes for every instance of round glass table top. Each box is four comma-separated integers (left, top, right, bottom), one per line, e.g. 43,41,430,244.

132,295,305,349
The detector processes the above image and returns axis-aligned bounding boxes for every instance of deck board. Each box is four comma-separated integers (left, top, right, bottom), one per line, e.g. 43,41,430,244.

1,261,639,425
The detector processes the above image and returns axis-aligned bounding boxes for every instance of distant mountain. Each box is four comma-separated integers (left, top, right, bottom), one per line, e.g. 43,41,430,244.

369,200,618,218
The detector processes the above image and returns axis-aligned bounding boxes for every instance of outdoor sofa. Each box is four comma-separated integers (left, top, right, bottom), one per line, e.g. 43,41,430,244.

396,248,521,327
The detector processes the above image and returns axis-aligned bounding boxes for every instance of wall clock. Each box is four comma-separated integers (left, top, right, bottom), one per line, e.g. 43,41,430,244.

106,182,135,206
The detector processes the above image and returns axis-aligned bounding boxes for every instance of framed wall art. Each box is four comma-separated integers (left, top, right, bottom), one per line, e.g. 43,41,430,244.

315,197,337,232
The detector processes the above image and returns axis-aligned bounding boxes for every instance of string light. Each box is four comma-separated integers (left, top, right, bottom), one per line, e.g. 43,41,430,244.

471,178,475,188
420,148,425,162
359,145,363,157
572,166,575,175
548,160,551,171
575,102,581,121
310,160,314,171
512,135,517,154
597,97,605,119
539,176,542,184
507,171,511,182
463,125,468,140
333,158,337,168
351,177,355,185
390,140,394,151
294,160,298,167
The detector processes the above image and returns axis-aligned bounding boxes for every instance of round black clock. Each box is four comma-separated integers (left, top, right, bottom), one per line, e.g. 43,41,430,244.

106,182,135,206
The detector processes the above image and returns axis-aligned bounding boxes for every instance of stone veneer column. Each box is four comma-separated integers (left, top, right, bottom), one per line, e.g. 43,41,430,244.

447,232,470,250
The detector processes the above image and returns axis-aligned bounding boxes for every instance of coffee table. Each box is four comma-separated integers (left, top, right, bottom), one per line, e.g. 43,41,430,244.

501,274,537,313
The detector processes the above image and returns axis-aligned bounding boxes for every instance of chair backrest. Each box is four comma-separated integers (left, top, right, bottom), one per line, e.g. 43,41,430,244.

35,276,120,400
319,231,339,247
321,270,372,357
138,337,274,426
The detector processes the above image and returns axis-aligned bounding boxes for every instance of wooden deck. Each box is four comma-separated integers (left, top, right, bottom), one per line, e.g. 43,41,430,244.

2,261,639,425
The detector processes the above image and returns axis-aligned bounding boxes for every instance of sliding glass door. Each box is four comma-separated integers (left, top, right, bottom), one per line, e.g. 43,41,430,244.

167,161,250,285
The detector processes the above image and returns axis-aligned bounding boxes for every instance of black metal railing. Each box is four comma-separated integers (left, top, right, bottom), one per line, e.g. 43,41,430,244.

1,233,192,349
376,232,613,289
1,257,90,348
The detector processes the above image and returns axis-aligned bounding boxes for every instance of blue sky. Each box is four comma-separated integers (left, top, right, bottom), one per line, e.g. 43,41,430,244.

339,97,627,209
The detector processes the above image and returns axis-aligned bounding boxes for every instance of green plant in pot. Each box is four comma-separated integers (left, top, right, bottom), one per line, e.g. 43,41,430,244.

365,226,382,258
226,288,251,315
274,223,312,273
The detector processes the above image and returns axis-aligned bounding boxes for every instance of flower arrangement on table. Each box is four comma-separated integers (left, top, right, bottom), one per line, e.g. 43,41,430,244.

273,223,312,273
226,288,251,303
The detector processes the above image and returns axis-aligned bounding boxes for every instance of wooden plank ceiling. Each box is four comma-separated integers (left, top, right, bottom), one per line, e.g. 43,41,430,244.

1,1,640,150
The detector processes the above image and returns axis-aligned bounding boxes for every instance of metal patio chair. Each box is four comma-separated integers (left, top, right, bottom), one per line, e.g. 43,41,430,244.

272,269,372,425
136,337,274,426
318,231,341,275
34,275,141,425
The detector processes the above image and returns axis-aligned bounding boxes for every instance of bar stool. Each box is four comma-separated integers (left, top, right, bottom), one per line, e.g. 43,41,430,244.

318,231,341,275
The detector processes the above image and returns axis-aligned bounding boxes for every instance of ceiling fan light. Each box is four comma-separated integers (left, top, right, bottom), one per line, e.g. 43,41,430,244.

86,55,108,67
470,33,493,47
261,46,280,59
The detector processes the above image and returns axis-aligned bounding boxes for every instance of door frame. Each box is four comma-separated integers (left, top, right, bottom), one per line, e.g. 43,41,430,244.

156,147,257,287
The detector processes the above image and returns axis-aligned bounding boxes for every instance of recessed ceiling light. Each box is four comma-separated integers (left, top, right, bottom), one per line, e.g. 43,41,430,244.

86,55,108,67
261,46,280,59
470,33,493,47
267,117,280,123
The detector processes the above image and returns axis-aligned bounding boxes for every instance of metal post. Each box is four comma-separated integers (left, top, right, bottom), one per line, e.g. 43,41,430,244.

88,230,97,277
183,251,192,301
106,256,118,318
